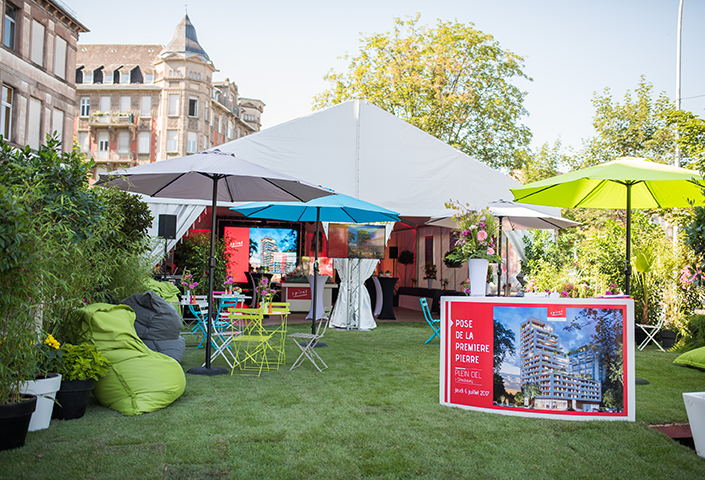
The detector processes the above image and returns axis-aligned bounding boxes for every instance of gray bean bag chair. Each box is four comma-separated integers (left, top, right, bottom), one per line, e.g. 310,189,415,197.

120,291,185,362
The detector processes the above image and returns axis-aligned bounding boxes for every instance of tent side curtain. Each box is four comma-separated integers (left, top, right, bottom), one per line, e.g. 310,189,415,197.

147,200,207,261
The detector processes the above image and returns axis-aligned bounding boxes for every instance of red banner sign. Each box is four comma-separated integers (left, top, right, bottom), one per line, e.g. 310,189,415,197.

441,297,635,422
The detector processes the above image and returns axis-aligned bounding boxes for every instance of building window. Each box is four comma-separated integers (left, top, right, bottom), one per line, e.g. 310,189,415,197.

83,71,93,84
80,97,90,116
4,5,16,50
167,130,177,152
98,131,108,160
120,96,130,113
145,73,154,84
138,131,150,154
120,71,129,84
78,131,89,152
27,97,41,151
227,120,233,139
117,131,129,153
31,20,44,67
205,102,209,122
140,96,151,117
104,72,113,84
52,109,64,145
187,132,197,153
218,116,222,134
188,98,198,117
168,94,179,116
54,36,67,79
100,96,110,113
1,85,12,141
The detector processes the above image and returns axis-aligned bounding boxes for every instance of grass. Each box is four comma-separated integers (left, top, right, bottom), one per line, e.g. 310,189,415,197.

1,322,704,479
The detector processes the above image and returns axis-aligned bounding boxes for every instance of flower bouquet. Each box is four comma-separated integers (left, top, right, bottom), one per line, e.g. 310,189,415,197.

180,271,198,304
444,201,501,264
223,275,242,295
254,277,277,312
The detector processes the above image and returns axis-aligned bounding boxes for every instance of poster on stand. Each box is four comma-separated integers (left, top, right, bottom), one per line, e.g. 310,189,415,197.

440,297,635,421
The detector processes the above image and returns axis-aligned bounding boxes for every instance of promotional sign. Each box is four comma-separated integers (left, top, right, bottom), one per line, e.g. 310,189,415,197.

440,297,635,421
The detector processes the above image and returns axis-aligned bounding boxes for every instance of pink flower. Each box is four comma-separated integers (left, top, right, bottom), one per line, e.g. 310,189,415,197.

560,290,568,298
477,231,488,242
487,248,495,255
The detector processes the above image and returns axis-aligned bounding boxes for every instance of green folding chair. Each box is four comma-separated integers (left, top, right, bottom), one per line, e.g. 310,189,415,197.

420,298,441,344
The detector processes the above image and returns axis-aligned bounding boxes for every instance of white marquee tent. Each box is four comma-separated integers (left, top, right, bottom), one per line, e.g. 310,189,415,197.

143,100,556,328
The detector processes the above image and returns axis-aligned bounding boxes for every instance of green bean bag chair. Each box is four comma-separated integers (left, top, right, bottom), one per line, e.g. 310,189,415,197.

68,303,186,415
146,279,182,304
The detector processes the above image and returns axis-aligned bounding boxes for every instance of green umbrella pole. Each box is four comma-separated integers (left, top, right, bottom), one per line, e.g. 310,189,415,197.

625,184,632,296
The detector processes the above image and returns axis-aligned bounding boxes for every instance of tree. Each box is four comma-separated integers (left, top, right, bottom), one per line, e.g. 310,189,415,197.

493,319,515,373
570,76,676,170
513,140,566,184
313,14,532,171
663,109,705,169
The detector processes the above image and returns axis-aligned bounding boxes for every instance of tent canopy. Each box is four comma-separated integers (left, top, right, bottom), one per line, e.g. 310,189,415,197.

213,100,522,220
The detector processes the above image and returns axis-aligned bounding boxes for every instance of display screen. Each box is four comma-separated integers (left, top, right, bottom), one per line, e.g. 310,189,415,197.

328,224,386,259
225,227,298,282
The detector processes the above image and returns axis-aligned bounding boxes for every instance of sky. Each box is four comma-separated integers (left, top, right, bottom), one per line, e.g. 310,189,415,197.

63,0,705,154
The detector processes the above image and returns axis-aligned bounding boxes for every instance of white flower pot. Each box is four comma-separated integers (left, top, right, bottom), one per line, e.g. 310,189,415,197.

683,391,705,458
467,258,489,297
20,373,62,431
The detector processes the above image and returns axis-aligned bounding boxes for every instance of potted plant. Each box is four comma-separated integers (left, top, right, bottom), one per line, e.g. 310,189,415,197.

398,250,415,287
19,333,64,431
423,263,437,289
52,343,110,420
445,201,500,297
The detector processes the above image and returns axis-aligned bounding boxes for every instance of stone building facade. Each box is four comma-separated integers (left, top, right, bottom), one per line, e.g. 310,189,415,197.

73,14,264,174
0,0,87,152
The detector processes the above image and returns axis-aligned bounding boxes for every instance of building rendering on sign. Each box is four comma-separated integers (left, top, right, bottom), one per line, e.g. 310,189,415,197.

73,14,264,174
0,0,87,152
519,317,602,412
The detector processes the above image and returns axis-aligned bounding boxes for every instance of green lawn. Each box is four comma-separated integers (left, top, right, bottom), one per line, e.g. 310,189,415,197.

1,322,703,479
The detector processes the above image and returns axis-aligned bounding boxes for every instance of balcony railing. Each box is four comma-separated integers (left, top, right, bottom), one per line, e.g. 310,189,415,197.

89,112,135,126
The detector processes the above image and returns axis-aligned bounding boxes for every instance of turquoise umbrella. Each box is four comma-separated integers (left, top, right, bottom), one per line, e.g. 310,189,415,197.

510,157,705,295
233,192,399,333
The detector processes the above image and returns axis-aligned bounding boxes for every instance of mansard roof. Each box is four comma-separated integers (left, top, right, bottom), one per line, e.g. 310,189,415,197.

161,14,210,62
76,44,162,72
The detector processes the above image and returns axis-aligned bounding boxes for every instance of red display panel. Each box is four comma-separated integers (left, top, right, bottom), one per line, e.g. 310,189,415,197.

224,227,250,283
440,297,635,422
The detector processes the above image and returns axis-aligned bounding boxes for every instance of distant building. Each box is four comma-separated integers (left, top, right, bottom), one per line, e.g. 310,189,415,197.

73,14,264,175
520,317,601,412
0,0,87,152
260,237,278,271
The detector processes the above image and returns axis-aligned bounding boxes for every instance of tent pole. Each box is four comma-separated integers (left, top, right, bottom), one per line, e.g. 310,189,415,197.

312,207,320,335
625,184,632,296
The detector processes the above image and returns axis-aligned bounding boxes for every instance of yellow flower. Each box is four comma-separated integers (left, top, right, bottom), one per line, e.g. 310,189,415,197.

44,334,60,350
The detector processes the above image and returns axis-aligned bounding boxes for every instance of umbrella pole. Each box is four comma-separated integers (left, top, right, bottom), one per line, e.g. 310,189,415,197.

187,176,227,376
625,184,632,296
497,217,503,296
505,233,510,297
312,207,320,335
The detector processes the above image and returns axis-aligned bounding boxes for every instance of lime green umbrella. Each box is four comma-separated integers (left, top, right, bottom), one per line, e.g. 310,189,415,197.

510,157,705,295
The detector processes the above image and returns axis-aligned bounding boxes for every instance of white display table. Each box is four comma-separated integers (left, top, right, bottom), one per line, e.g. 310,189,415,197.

281,281,337,313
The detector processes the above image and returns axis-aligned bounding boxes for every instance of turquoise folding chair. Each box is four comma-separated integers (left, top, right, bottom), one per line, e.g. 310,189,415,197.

420,298,441,344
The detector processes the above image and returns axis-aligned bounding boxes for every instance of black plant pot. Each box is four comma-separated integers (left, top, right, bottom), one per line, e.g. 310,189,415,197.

659,330,678,350
52,378,96,420
0,394,37,451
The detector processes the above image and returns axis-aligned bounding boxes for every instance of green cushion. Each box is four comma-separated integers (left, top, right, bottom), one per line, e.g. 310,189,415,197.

68,303,186,415
673,345,705,371
146,279,181,304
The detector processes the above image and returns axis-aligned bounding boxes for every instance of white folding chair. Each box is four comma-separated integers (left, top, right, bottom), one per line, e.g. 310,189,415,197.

637,311,666,352
288,306,332,372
